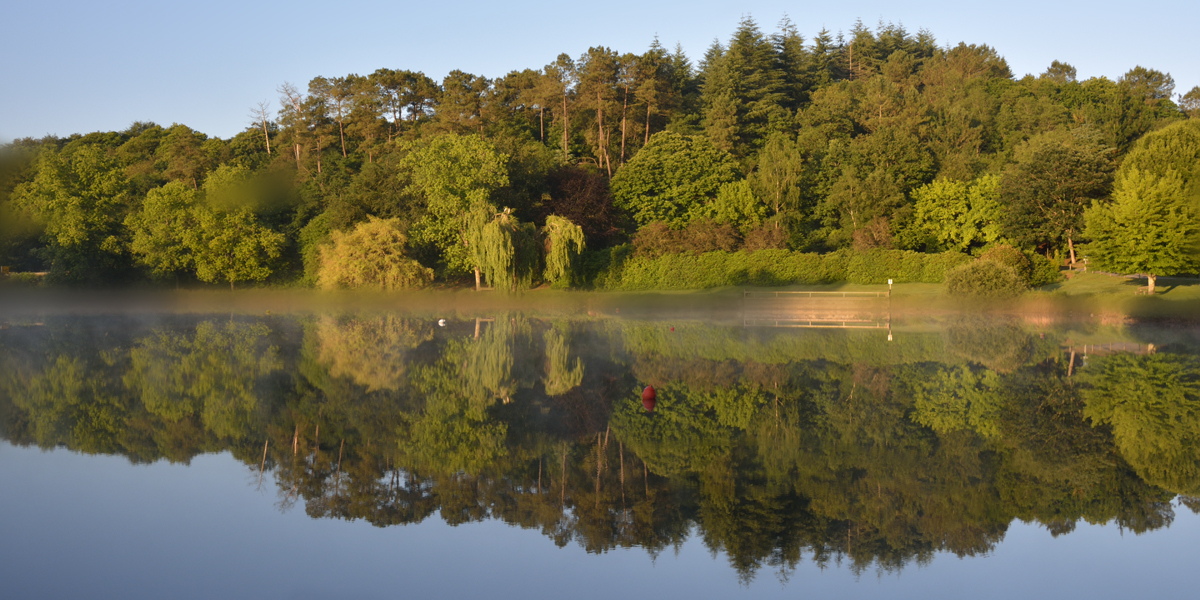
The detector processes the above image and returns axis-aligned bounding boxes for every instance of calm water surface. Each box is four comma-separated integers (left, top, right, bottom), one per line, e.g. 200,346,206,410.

2,301,1199,598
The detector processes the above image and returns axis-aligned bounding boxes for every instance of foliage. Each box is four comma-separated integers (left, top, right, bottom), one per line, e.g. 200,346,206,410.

541,215,586,285
999,130,1114,255
1117,119,1200,193
11,145,131,282
601,248,970,290
297,211,333,285
1027,253,1063,287
1083,120,1200,288
1084,168,1200,281
187,204,285,289
631,220,740,259
944,260,1026,298
317,217,433,290
403,134,510,275
690,180,768,232
3,18,1193,293
1083,353,1200,494
979,244,1033,285
314,316,432,391
907,175,1004,252
467,207,540,292
610,132,739,227
541,165,622,246
126,180,198,278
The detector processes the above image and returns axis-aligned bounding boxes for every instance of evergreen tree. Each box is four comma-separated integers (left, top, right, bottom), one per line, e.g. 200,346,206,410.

700,17,789,157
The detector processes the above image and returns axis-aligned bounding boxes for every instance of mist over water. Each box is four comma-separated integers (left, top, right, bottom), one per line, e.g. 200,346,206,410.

2,293,1199,598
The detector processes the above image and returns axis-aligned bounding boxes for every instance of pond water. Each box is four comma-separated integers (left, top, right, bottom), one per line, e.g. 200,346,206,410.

2,299,1199,598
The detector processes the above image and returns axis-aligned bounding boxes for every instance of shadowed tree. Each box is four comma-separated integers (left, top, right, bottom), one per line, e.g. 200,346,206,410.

999,129,1114,262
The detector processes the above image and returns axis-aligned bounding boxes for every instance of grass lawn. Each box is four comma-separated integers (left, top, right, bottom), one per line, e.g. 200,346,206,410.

1036,272,1200,300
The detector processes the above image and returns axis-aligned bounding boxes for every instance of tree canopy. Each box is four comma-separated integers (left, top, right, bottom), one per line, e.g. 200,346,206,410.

0,17,1192,289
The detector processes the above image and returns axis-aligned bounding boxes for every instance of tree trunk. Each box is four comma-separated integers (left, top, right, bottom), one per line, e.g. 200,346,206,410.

1067,234,1077,265
595,91,612,177
314,137,323,174
1148,274,1156,295
596,91,607,175
474,267,481,292
539,106,544,143
620,84,629,164
260,120,271,156
338,115,347,157
562,90,569,159
644,103,651,145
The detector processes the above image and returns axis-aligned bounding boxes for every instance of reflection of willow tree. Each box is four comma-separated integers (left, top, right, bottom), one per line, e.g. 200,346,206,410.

542,326,583,396
2,316,1198,582
461,314,536,407
314,315,433,391
392,316,539,474
1083,353,1200,496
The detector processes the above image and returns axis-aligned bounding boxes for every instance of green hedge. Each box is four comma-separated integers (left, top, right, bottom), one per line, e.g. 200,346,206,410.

590,248,972,290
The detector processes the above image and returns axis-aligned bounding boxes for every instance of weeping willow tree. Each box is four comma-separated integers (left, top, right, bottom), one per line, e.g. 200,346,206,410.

462,314,535,408
466,206,540,292
542,326,583,396
542,215,586,286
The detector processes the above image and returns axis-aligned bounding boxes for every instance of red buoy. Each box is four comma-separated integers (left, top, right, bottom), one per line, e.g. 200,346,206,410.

641,385,657,412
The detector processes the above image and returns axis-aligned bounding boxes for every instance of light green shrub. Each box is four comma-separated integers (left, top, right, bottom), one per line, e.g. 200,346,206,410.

317,217,433,291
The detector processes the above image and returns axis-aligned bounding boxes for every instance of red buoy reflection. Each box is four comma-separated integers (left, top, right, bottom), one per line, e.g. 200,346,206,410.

642,385,657,412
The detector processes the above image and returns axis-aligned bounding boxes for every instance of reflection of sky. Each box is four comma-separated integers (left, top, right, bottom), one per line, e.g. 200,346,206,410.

1,443,1194,599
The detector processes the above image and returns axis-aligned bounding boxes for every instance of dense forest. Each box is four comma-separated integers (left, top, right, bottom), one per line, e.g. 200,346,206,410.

2,17,1198,290
3,313,1199,579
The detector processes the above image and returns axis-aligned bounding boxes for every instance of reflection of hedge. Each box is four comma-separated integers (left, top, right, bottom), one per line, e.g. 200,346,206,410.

594,248,972,290
616,322,953,366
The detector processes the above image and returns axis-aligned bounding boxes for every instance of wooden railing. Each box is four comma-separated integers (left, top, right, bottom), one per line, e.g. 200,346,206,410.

743,290,889,298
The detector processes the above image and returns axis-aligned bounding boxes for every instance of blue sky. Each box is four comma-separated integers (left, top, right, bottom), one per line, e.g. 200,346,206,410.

2,0,1195,142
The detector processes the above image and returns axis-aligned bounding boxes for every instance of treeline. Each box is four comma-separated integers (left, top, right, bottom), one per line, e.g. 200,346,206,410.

2,17,1198,289
2,314,1199,578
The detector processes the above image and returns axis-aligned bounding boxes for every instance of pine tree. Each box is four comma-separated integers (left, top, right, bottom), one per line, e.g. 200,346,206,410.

700,17,789,157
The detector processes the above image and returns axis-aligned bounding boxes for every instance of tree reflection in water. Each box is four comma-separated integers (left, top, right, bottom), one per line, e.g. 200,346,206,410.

1,313,1197,581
